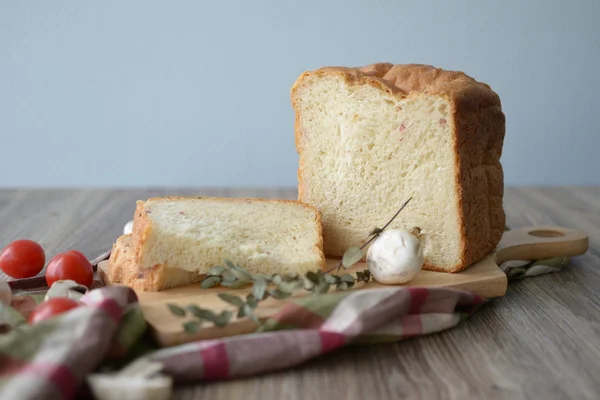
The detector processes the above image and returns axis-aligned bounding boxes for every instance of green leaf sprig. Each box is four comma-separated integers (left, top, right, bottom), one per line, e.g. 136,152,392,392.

166,261,370,333
166,303,235,333
166,197,412,334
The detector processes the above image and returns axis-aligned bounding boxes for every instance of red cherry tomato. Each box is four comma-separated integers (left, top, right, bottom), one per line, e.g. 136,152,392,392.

46,252,94,288
65,250,88,264
0,239,45,279
28,297,81,324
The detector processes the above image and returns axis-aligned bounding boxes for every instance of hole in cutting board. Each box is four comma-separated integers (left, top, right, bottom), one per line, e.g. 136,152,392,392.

528,230,565,238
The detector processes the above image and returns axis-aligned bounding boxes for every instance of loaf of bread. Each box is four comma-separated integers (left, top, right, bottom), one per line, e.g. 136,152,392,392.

291,63,505,272
132,196,326,277
103,234,205,291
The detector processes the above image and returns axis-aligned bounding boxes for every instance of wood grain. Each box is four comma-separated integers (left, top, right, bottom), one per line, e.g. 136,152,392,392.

114,224,586,347
1,187,599,399
120,256,507,347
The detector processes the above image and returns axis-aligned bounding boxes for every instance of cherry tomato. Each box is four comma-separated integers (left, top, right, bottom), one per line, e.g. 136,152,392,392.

65,250,88,264
28,297,81,324
0,239,45,279
46,252,94,288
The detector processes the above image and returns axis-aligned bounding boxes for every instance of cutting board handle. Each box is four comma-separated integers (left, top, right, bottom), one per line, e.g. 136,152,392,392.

495,226,588,265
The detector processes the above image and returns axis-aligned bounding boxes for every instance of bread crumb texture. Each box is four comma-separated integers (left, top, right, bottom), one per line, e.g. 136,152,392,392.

291,63,505,272
133,197,326,276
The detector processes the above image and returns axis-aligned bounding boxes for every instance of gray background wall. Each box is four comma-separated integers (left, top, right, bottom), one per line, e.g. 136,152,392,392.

1,0,598,187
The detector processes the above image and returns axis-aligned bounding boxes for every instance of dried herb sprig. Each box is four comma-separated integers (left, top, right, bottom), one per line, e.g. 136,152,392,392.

167,303,235,333
329,197,413,273
167,261,371,333
167,198,411,333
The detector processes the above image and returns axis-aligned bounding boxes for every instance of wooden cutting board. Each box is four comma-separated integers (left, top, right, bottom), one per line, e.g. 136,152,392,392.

98,226,588,347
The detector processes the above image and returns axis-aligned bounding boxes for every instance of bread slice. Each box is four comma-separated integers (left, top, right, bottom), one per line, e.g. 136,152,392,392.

103,234,204,291
291,63,505,273
132,196,326,276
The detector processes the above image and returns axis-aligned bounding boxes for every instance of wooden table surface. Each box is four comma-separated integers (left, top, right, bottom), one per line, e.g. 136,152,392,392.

1,187,599,399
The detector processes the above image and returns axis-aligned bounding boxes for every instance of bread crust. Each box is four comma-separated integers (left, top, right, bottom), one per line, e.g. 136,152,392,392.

105,234,205,291
291,63,505,273
132,200,151,268
132,196,327,272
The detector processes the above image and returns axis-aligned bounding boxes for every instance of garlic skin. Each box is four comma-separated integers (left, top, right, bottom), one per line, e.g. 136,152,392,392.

367,229,424,284
44,280,88,302
88,359,172,400
87,375,172,400
0,281,12,305
124,220,134,235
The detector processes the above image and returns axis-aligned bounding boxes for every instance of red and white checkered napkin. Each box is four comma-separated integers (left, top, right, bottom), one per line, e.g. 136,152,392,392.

149,287,482,382
0,284,483,399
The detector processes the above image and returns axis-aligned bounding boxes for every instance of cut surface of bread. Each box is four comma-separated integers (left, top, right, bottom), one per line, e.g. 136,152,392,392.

291,63,505,273
132,196,326,276
104,234,204,292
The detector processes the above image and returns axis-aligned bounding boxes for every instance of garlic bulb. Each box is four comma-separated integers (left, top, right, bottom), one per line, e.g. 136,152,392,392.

87,359,172,400
44,280,88,302
367,229,424,284
0,281,12,305
124,220,134,235
87,375,172,400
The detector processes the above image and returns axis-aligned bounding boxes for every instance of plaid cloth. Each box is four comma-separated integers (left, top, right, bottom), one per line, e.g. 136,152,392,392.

0,256,569,400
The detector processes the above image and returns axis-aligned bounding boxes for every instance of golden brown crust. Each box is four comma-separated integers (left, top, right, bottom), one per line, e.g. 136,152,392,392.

291,63,505,273
131,200,151,267
291,63,500,119
311,202,326,271
131,196,327,272
452,98,505,272
106,234,205,292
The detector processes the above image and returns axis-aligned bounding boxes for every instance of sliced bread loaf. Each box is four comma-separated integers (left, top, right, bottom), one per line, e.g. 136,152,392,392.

291,63,505,273
103,234,204,291
132,196,326,276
